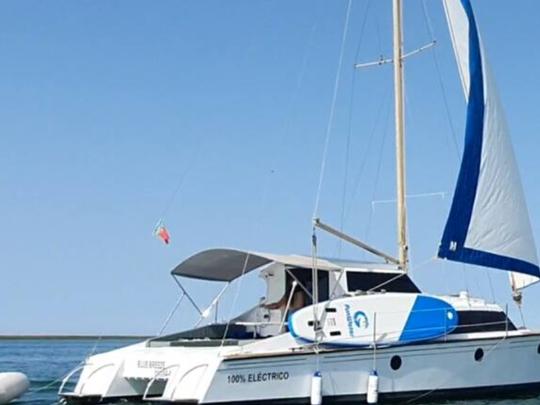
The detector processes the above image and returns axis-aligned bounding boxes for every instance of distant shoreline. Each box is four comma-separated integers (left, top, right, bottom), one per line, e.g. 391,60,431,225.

0,335,150,340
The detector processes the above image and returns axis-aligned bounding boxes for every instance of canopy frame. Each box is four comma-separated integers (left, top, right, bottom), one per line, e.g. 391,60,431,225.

171,248,342,282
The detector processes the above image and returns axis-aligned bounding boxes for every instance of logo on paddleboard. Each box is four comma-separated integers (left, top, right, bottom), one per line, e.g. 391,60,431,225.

345,304,369,337
354,311,369,329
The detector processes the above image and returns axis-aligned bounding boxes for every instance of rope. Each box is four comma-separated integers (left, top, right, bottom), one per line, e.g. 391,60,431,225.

337,0,373,257
485,269,496,303
157,292,185,336
344,85,390,224
421,0,460,159
256,4,321,236
31,335,106,394
517,303,527,328
404,333,508,404
362,99,392,256
367,272,407,293
312,0,353,219
88,335,102,358
310,228,323,372
29,363,82,393
156,143,202,224
219,253,250,353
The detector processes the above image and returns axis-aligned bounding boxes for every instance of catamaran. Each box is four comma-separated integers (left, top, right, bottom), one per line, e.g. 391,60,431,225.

59,0,540,403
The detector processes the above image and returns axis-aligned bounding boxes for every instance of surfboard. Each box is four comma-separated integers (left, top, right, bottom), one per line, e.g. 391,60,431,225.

288,293,458,347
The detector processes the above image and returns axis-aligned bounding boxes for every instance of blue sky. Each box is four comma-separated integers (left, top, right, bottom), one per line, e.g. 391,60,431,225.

2,0,540,335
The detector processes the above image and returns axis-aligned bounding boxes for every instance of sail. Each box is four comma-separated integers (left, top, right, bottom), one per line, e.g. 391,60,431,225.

439,0,540,290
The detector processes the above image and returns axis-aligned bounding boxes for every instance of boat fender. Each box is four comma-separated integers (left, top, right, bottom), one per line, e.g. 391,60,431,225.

366,370,378,404
310,371,322,405
0,372,30,404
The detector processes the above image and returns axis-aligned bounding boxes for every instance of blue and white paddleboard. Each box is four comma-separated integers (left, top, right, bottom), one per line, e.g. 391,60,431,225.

288,293,458,346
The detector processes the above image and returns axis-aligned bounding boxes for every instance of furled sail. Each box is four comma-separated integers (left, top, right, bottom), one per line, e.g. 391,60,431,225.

439,0,540,290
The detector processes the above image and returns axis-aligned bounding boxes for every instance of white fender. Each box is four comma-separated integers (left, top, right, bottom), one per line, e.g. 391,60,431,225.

366,370,378,404
0,372,30,404
310,371,322,405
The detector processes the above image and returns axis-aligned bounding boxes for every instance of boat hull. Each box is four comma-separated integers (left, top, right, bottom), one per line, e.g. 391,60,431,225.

61,333,540,404
199,335,540,404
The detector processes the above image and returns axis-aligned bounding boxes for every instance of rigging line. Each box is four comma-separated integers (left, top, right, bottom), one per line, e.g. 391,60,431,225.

462,263,470,296
343,85,391,223
485,268,496,303
312,0,353,219
517,303,526,328
363,98,393,257
367,272,406,293
311,229,322,369
421,0,460,159
157,142,203,222
88,335,102,358
410,256,436,273
405,332,508,404
374,2,383,58
338,0,373,256
371,192,446,207
255,2,322,236
219,253,250,353
157,292,185,336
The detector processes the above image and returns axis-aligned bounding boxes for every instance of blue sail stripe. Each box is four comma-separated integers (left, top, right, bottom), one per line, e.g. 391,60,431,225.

438,0,540,277
439,0,484,254
445,247,540,277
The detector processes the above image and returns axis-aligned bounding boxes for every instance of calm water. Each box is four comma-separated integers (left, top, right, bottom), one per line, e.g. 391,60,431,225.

1,338,538,405
0,338,138,405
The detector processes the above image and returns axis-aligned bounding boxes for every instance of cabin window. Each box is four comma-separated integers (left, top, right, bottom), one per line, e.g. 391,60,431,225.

390,355,402,370
286,268,329,304
451,311,516,334
474,348,484,362
346,272,420,293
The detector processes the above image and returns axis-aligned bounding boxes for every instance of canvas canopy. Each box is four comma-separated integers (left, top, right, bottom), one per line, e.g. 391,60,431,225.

171,248,342,282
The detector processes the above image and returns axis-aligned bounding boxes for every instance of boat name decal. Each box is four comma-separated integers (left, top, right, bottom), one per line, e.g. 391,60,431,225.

227,371,290,384
136,360,171,376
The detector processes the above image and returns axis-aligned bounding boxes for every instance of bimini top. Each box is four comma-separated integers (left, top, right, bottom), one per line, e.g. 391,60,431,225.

171,248,342,282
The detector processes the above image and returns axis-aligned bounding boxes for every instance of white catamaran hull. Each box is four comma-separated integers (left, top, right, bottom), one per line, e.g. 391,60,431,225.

63,332,540,404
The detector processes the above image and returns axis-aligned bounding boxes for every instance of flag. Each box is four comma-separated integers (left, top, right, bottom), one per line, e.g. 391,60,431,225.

154,223,170,245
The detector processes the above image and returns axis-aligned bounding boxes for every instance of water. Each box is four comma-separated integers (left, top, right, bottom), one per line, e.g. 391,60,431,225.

0,338,138,405
1,338,538,405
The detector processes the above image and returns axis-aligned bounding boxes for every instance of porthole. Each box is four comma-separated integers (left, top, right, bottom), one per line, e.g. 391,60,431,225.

474,348,484,362
390,355,402,370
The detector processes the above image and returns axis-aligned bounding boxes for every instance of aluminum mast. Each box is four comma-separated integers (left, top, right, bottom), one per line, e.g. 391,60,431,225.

393,0,409,271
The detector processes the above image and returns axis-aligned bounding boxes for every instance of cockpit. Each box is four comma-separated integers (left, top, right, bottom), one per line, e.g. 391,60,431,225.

149,249,420,346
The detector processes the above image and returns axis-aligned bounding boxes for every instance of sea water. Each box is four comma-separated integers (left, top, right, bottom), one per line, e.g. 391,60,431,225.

1,338,537,405
0,338,135,405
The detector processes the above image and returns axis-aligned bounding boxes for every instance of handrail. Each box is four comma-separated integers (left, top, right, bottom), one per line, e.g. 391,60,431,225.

78,363,116,396
169,363,208,400
142,364,180,401
58,364,87,396
234,321,281,326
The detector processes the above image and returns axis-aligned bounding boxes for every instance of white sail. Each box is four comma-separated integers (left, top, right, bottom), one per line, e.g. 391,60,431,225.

439,0,540,290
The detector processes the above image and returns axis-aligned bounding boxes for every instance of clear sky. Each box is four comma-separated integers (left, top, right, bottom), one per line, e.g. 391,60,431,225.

2,0,540,335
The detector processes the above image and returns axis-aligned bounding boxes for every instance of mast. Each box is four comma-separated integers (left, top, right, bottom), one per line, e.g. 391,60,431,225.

392,0,408,271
